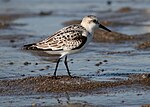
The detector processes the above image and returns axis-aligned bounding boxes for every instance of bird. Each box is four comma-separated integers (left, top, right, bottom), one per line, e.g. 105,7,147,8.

24,15,111,78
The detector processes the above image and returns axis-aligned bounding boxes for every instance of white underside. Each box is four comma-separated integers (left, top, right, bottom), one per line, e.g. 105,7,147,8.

45,35,92,58
45,45,85,58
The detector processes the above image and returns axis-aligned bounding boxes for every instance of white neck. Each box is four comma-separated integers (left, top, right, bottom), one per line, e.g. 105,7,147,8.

81,22,94,34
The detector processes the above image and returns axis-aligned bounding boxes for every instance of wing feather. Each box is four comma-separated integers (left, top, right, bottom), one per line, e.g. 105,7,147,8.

24,25,87,51
35,25,87,51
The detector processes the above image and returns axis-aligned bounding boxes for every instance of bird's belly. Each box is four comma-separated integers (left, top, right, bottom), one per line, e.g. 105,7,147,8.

44,36,92,57
44,44,85,56
68,36,92,54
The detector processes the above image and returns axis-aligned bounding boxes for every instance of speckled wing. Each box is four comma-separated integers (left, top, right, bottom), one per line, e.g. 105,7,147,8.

25,25,87,51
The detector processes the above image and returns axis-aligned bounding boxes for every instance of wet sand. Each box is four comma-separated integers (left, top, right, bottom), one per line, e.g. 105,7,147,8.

0,74,149,95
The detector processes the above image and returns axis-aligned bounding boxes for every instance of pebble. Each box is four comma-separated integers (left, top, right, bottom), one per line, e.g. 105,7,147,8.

107,0,112,5
103,60,108,62
142,74,150,79
30,70,35,72
95,62,103,66
96,69,105,74
21,74,25,77
39,11,52,16
24,62,31,65
8,62,14,65
10,39,15,43
45,65,50,69
86,59,90,61
121,100,125,103
39,68,45,71
101,69,105,72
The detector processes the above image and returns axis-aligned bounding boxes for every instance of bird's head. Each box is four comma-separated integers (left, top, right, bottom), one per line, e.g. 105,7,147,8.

81,15,111,33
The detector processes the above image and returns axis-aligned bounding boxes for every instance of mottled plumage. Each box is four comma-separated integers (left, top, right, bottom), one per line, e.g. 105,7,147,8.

24,15,111,77
29,25,86,50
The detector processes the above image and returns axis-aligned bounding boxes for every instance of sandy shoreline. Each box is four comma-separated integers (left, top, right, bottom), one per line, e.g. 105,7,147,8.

0,74,149,95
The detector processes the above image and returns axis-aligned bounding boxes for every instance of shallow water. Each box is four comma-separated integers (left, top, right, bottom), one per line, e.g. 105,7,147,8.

0,0,150,106
1,90,150,107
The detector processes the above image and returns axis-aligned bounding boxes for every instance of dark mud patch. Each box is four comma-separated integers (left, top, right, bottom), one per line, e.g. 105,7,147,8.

106,50,132,55
93,29,133,42
0,14,22,22
0,10,53,29
135,33,150,49
0,34,34,48
0,11,53,22
137,41,150,49
116,7,133,13
0,22,10,29
0,74,150,95
0,34,25,41
142,104,150,107
39,11,53,16
0,13,32,29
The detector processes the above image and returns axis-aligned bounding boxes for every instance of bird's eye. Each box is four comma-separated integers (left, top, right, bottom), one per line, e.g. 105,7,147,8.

93,20,97,23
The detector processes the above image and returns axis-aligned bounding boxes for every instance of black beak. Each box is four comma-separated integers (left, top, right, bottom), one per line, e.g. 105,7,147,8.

99,23,111,32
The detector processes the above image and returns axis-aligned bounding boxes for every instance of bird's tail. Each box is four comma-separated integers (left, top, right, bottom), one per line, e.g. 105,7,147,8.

23,43,38,50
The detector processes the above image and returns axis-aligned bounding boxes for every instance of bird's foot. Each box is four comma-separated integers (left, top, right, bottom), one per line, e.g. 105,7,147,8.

52,75,57,79
68,74,75,78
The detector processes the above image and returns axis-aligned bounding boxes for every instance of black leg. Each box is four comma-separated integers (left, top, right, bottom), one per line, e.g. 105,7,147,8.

64,56,72,77
53,58,61,77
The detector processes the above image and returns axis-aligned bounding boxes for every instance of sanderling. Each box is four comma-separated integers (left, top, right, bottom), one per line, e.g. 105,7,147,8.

24,15,111,77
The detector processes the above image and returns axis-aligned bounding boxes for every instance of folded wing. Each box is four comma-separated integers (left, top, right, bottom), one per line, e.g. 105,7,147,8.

24,25,87,51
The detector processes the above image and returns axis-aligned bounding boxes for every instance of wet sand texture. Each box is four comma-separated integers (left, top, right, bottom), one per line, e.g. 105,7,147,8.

0,74,149,95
